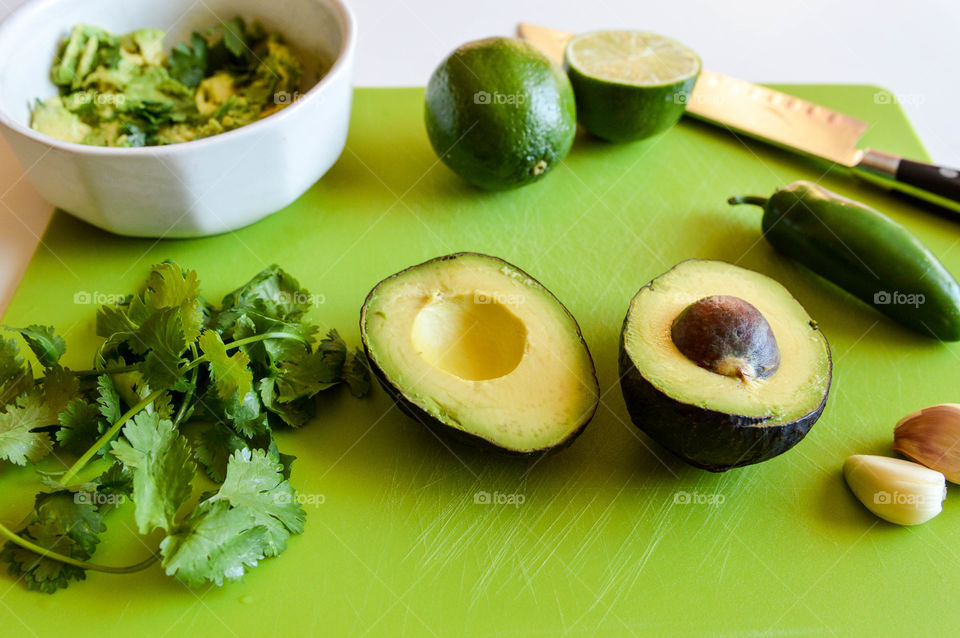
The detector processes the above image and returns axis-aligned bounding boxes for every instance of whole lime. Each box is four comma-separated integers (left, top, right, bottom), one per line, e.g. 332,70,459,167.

425,37,576,191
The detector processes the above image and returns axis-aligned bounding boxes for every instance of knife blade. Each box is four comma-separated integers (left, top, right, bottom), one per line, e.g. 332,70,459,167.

517,23,960,214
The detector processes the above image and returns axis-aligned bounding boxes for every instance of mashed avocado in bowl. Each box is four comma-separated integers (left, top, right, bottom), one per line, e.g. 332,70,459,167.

31,17,305,146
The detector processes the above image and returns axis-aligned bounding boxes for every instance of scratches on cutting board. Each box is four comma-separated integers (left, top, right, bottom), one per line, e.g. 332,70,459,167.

592,494,669,625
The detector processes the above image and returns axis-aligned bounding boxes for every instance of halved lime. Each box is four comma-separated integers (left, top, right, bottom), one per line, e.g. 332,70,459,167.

565,31,701,143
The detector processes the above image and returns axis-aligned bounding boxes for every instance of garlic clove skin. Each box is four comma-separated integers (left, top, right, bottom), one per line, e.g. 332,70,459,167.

843,454,946,526
894,403,960,484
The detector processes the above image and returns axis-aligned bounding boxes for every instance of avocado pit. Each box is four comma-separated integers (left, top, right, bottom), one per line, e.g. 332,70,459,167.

670,295,780,382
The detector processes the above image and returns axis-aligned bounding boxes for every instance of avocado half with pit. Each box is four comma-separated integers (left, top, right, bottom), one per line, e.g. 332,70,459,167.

619,260,832,471
360,253,599,454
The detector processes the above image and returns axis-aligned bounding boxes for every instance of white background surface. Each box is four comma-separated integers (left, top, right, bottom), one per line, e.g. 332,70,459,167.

1,0,958,313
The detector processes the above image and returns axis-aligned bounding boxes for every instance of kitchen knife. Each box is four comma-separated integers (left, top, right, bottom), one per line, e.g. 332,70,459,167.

517,23,960,214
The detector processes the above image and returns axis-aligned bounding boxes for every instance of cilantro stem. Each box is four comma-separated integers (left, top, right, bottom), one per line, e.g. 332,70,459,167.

60,388,167,487
0,520,157,573
173,344,199,428
182,331,307,372
71,364,140,378
225,332,310,347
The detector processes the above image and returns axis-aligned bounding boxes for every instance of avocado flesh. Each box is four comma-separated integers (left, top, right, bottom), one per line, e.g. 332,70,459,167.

361,253,599,453
31,98,92,143
620,260,832,470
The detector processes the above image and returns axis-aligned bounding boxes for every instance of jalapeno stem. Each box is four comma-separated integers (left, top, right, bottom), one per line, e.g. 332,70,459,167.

728,195,769,207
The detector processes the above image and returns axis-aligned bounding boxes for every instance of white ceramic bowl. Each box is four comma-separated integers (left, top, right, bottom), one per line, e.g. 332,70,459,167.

0,0,355,237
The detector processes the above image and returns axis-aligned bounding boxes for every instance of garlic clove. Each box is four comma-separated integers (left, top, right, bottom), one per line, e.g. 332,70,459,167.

843,454,946,526
893,403,960,484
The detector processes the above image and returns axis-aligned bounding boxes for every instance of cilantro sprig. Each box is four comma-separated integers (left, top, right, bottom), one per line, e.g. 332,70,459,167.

0,262,369,592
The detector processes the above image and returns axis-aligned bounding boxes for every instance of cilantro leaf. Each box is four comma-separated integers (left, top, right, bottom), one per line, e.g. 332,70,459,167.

0,491,104,593
95,304,137,340
265,330,357,405
0,337,23,377
134,307,187,389
142,263,204,344
33,491,104,556
0,396,53,465
92,374,124,457
55,397,102,453
96,460,132,489
2,528,88,593
224,391,269,438
198,330,252,400
111,412,194,534
193,423,247,483
230,313,314,372
95,462,133,502
274,350,339,403
169,33,208,88
95,262,202,385
40,366,79,413
131,374,175,421
0,367,76,465
7,325,66,368
317,330,347,375
271,443,296,481
0,336,32,407
159,500,267,587
209,448,304,556
159,447,303,587
216,265,315,330
152,390,175,421
344,348,371,398
96,374,122,424
258,377,312,428
222,17,248,59
192,382,268,439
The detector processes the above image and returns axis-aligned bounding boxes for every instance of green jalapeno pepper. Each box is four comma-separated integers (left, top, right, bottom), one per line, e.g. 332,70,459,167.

729,181,960,341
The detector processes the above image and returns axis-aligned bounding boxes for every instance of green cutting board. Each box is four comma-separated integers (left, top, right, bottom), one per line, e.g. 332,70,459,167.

3,86,959,636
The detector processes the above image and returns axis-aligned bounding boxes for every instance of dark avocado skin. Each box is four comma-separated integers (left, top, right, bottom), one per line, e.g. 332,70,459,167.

424,37,577,191
618,281,832,472
360,252,599,455
750,181,960,341
364,352,594,456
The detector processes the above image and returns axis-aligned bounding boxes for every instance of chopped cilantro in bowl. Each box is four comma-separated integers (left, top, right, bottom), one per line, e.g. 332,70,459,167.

30,17,305,147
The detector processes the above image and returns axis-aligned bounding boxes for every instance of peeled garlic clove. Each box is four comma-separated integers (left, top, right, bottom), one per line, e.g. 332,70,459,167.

894,403,960,484
843,454,946,526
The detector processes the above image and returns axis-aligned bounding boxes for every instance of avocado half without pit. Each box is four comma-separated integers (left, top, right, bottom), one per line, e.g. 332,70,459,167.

360,253,600,454
619,260,832,471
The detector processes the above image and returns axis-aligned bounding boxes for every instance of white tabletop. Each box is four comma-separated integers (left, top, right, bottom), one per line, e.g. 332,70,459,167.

2,0,957,314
